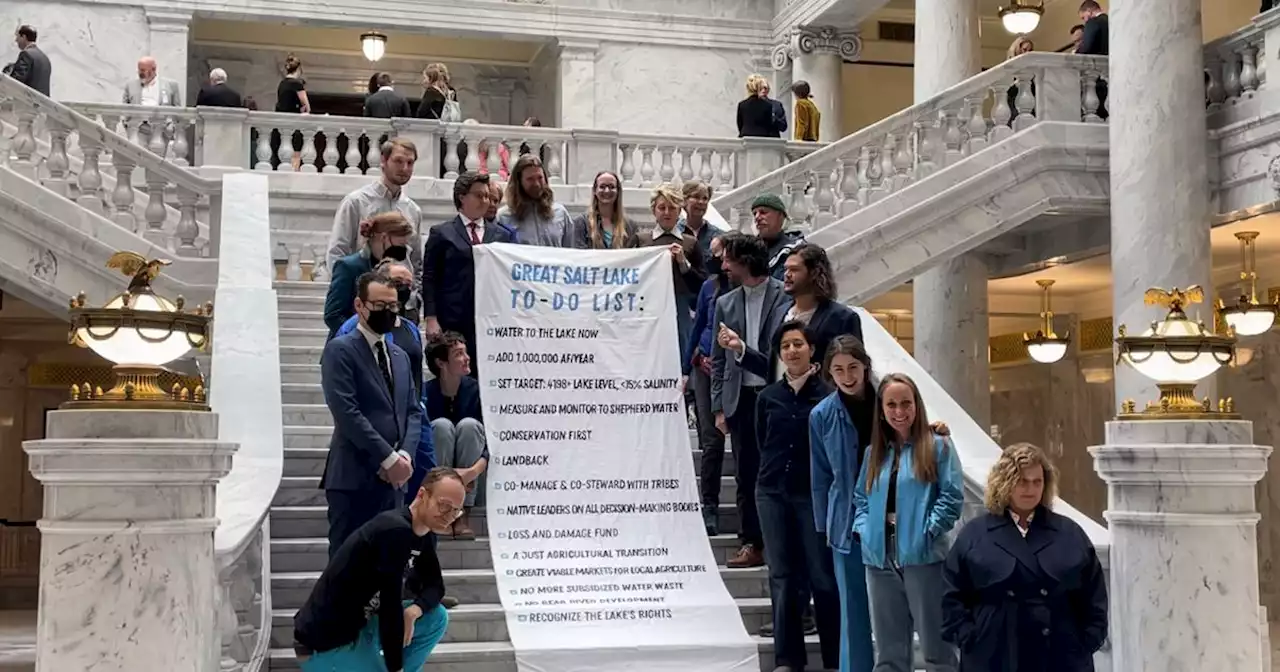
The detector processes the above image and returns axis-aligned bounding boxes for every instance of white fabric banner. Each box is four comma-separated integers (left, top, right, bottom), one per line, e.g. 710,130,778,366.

475,243,759,672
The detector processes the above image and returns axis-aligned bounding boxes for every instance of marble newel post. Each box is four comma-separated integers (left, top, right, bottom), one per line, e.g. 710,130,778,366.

145,9,193,104
24,410,236,671
774,26,860,143
557,39,599,130
910,0,990,427
1091,422,1271,669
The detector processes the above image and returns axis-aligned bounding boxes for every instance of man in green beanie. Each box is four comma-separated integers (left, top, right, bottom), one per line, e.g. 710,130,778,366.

750,193,805,280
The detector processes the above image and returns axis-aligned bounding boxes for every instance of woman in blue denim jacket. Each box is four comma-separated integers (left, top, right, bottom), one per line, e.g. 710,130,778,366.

853,372,963,672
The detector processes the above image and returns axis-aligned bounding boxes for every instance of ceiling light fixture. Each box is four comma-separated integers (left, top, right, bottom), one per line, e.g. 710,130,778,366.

361,31,388,62
1023,279,1070,363
1216,231,1278,336
999,0,1044,35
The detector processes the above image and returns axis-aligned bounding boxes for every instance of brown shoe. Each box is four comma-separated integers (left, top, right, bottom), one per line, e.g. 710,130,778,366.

452,509,476,540
441,595,460,609
726,544,764,568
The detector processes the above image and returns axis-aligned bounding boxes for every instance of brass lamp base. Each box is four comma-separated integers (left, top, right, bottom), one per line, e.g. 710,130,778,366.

61,365,210,411
1118,383,1240,420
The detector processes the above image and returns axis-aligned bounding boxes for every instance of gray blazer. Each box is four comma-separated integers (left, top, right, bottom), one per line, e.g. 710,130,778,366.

710,277,792,418
8,45,51,97
319,330,423,493
122,77,181,107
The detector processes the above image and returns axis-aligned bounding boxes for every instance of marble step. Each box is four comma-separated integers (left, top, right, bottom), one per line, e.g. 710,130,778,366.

280,364,322,385
266,636,824,672
271,472,740,507
279,310,327,333
271,565,769,610
277,293,325,314
281,383,326,405
274,281,329,297
279,327,330,349
282,403,335,426
267,597,774,648
280,346,324,366
270,533,746,574
270,504,742,540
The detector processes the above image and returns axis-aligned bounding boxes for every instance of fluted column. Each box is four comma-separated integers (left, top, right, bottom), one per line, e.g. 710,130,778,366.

1110,0,1213,406
910,0,988,427
557,39,599,129
776,26,860,143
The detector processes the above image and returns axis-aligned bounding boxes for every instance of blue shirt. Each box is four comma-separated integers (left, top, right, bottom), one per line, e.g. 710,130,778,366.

683,276,721,375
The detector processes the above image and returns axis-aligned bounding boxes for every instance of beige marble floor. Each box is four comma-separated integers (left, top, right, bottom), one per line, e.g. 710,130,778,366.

0,610,34,670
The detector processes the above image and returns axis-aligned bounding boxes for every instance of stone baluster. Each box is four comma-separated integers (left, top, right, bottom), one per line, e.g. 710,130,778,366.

299,130,318,173
892,132,913,191
254,128,273,171
171,118,190,166
10,106,38,179
76,133,105,215
44,119,72,197
990,83,1014,143
463,133,481,173
915,119,938,179
964,96,989,154
878,134,896,195
717,150,734,188
343,133,362,175
501,139,517,174
486,139,502,176
785,175,811,229
311,243,329,282
865,144,885,202
174,186,200,257
322,132,341,174
1222,51,1243,103
364,131,382,175
837,155,860,216
811,169,836,228
942,108,964,167
546,143,564,184
276,128,295,172
737,206,753,232
618,144,636,186
125,118,142,146
147,113,168,157
443,131,461,179
697,149,714,184
142,170,169,246
110,154,137,231
1204,57,1225,110
639,146,656,186
218,570,240,669
1256,40,1267,89
1013,76,1037,132
658,147,676,184
1240,44,1260,96
285,246,303,281
855,145,873,206
1082,72,1104,122
678,147,695,183
98,114,120,166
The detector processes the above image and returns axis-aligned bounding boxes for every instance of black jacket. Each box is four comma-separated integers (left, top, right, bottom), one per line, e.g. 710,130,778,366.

425,376,483,426
737,96,781,138
416,87,448,119
941,507,1108,672
365,87,412,119
196,83,243,108
740,299,864,384
7,45,51,97
1078,14,1108,56
755,373,831,493
422,216,516,340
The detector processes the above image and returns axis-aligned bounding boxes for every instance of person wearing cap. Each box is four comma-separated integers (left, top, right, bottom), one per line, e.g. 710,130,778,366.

751,194,805,280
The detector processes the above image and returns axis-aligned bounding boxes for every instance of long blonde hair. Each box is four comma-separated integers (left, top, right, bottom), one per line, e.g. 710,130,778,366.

864,373,943,491
984,442,1058,514
1007,37,1034,60
588,171,630,249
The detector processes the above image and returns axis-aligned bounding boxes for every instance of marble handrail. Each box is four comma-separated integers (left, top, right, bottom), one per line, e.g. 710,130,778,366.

710,52,1108,229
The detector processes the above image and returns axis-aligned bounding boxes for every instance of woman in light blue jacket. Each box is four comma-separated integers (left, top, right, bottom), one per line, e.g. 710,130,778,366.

854,372,963,672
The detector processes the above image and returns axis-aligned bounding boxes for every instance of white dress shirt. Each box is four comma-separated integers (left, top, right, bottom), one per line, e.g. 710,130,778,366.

356,321,412,471
140,78,161,106
463,215,485,244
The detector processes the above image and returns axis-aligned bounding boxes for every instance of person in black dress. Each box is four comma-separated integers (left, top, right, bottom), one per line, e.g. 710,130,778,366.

274,54,310,170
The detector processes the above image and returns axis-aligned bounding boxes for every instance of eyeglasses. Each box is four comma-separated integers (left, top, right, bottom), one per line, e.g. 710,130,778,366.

434,498,464,521
364,301,401,312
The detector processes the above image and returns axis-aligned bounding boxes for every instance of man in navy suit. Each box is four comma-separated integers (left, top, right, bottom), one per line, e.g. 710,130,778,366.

422,171,515,373
320,269,423,556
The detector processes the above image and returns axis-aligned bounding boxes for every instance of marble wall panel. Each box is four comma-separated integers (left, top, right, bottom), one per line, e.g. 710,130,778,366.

549,0,775,21
1,1,152,103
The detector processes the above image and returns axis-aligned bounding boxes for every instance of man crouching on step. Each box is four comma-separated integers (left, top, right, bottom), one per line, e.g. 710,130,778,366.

293,467,463,671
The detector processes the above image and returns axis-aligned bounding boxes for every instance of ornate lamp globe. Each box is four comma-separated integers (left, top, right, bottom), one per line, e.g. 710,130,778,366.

361,32,387,62
1216,231,1278,337
1023,279,1070,364
999,0,1044,34
1115,285,1237,418
66,252,213,409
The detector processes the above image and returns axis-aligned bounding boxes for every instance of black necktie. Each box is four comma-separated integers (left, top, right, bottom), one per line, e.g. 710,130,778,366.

374,340,395,395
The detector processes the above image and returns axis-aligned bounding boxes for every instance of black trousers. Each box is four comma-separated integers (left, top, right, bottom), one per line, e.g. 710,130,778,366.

727,386,764,548
325,487,400,559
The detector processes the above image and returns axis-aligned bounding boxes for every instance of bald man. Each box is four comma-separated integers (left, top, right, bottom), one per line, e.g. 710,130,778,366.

123,56,181,107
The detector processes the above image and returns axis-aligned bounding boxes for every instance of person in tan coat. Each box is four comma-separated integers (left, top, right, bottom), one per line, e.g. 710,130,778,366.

792,80,821,142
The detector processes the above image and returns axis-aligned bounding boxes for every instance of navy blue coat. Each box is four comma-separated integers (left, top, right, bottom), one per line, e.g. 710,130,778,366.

941,507,1107,672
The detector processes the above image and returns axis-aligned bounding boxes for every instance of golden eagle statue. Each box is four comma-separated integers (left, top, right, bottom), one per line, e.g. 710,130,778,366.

1143,285,1204,314
106,251,171,294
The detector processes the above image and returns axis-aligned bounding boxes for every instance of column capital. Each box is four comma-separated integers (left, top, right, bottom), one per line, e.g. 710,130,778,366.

144,8,193,32
557,38,600,62
790,25,862,61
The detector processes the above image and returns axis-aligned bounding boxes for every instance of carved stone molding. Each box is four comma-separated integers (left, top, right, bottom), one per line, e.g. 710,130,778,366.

145,8,194,32
770,43,794,71
1268,154,1280,194
790,25,862,61
558,39,600,63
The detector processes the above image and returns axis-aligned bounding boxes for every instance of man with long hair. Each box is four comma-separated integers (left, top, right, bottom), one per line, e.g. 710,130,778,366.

496,154,573,247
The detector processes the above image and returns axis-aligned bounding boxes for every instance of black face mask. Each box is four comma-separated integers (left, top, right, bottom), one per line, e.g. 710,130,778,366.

706,256,726,277
396,286,411,308
365,308,397,335
382,244,408,261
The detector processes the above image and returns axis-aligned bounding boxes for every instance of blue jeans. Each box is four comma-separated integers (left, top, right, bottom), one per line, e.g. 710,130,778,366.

832,547,875,672
299,601,448,672
865,562,956,672
757,488,841,670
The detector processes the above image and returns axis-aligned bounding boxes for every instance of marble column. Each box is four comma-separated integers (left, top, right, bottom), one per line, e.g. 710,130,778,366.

1091,421,1271,670
777,26,860,143
24,409,236,671
557,39,599,130
1110,0,1213,407
146,9,193,104
910,0,988,428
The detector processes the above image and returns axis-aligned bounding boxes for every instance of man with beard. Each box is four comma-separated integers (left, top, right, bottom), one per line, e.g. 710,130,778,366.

750,194,805,280
496,154,573,247
327,139,425,323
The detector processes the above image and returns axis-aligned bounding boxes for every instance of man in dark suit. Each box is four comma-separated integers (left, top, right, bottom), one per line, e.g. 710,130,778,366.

5,26,51,97
1077,0,1108,119
710,232,792,570
320,269,422,557
364,72,412,119
195,68,243,107
422,171,515,374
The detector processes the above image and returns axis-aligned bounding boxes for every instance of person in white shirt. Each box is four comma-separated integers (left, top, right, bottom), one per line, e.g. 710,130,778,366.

122,56,181,152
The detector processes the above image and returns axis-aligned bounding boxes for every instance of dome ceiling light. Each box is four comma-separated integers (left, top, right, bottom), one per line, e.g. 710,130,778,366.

361,31,388,62
1216,231,1278,337
999,0,1044,35
1023,279,1070,364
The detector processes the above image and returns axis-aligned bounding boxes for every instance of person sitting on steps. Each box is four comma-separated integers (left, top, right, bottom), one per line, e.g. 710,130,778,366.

424,331,489,540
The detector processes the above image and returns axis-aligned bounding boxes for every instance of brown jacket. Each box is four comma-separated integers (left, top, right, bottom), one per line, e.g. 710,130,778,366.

638,226,706,297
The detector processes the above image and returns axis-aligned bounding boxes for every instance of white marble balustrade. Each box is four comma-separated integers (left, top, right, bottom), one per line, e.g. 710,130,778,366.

246,112,395,175
69,102,201,167
1204,9,1279,110
711,52,1111,233
614,136,746,190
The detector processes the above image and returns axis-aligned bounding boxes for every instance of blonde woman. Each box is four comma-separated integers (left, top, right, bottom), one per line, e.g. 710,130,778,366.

416,62,451,120
639,184,706,349
1007,37,1036,121
941,443,1107,672
737,73,783,138
569,171,637,249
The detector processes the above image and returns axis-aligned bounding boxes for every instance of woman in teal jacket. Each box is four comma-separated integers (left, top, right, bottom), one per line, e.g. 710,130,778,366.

854,372,963,672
